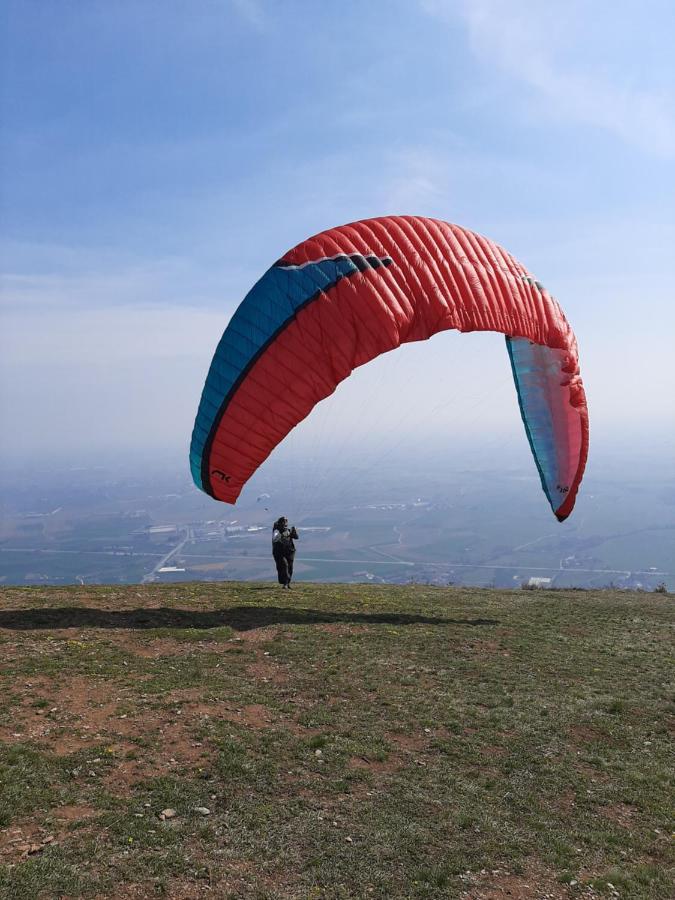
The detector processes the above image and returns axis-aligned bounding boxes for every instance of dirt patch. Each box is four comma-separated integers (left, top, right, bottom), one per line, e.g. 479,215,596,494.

246,647,288,685
220,703,276,731
573,758,610,782
246,660,288,684
601,801,635,828
0,675,128,751
555,789,576,815
348,754,401,774
164,686,217,705
50,729,105,754
569,724,603,744
0,805,98,864
234,625,281,644
387,731,427,752
460,865,574,899
48,683,149,750
123,637,189,658
0,674,224,785
100,734,211,792
0,821,55,864
50,804,99,823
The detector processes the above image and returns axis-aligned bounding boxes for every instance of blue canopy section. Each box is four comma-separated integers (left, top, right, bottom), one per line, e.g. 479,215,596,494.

506,336,565,515
190,254,391,490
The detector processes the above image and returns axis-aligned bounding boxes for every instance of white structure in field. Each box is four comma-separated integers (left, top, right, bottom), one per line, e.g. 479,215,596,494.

526,577,552,588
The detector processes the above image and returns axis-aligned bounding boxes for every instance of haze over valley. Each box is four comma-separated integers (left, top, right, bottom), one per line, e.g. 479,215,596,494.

2,441,672,592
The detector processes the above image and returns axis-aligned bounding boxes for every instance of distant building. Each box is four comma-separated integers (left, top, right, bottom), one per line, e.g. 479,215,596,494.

146,525,179,543
158,566,186,573
526,577,552,588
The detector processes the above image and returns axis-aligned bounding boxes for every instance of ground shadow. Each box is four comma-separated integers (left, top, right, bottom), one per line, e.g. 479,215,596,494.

0,606,498,632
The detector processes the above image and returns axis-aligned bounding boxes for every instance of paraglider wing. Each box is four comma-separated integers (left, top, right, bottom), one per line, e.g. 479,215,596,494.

190,216,588,520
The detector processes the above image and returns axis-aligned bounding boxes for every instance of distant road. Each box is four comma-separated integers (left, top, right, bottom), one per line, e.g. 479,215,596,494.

142,529,191,584
179,553,667,577
0,548,163,557
1,547,666,580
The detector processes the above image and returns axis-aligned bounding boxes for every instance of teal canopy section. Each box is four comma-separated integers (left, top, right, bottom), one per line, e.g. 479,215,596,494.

506,336,573,518
190,254,390,490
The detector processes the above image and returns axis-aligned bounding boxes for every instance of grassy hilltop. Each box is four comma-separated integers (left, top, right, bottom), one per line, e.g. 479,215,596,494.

0,583,672,899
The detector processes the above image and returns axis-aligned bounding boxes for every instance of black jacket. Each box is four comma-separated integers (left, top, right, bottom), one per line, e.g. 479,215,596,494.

272,525,298,553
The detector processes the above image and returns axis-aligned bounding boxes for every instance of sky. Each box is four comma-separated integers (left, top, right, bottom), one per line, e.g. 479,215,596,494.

1,0,674,479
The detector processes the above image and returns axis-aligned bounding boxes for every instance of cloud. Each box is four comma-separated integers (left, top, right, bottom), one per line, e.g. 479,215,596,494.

0,238,262,318
0,303,225,367
423,0,675,158
378,148,448,212
230,0,267,30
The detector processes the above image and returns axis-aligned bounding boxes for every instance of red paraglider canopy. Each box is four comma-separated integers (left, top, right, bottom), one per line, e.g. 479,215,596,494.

190,216,588,520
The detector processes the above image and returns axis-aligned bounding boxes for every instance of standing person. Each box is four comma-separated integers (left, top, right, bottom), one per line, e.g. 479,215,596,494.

272,516,298,588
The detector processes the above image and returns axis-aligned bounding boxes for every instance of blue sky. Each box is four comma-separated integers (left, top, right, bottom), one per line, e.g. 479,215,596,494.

1,0,674,473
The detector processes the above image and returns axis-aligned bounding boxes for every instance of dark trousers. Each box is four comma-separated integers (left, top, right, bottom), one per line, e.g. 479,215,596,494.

273,547,295,585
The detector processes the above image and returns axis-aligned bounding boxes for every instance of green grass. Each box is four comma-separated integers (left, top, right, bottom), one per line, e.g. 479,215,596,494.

0,582,672,898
